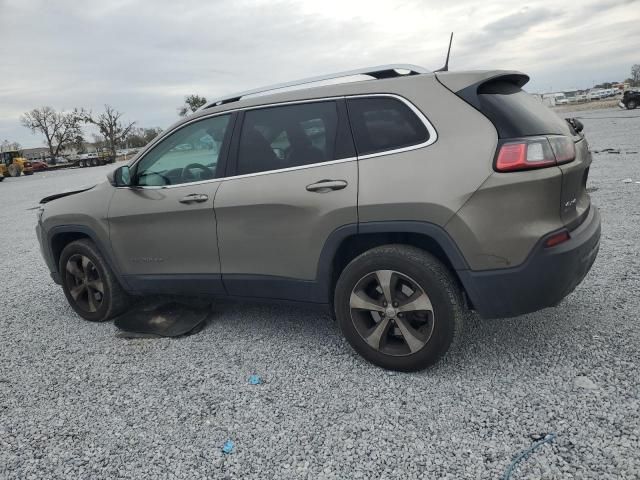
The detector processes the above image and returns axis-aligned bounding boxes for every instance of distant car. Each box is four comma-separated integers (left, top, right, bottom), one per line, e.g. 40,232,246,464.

619,90,639,109
31,161,49,172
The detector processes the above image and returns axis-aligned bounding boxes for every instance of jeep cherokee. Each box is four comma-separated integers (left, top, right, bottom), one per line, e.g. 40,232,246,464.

36,64,601,371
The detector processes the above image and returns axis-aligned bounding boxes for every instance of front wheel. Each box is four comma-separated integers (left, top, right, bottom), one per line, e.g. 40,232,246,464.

334,245,463,371
627,100,637,110
59,239,130,322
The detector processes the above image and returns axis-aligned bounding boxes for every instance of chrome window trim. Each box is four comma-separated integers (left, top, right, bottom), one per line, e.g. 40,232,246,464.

128,93,437,190
122,157,358,190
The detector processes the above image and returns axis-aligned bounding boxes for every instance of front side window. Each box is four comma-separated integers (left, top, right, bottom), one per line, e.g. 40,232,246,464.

347,97,429,156
135,114,230,186
237,101,341,175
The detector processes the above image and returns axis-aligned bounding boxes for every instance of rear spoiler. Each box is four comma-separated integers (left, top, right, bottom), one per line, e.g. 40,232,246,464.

436,70,529,110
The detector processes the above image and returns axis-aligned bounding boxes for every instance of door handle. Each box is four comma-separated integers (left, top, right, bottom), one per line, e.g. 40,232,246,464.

179,193,209,204
306,179,348,193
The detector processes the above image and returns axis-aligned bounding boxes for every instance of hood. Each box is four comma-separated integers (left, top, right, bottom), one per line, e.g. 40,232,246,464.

40,184,96,204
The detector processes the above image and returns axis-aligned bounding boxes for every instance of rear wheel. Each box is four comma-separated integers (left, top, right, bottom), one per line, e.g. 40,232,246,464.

334,245,463,371
59,239,130,322
91,158,99,167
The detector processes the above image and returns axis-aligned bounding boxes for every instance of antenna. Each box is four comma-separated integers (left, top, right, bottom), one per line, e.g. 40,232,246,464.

434,33,453,72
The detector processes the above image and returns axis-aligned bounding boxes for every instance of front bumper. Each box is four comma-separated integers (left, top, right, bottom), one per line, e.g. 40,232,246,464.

36,222,61,284
618,101,626,109
458,206,601,319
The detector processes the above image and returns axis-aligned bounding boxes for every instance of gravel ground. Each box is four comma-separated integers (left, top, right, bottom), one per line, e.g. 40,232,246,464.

1,108,639,479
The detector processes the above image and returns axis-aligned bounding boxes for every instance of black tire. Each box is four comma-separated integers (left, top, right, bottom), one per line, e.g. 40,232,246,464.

334,245,463,371
59,239,130,322
627,100,637,110
91,158,99,167
77,159,85,168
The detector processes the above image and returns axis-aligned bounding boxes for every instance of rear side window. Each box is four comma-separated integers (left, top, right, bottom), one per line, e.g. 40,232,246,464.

347,97,429,156
477,81,571,138
237,101,352,175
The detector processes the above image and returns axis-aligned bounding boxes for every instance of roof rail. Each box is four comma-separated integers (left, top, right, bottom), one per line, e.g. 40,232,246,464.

202,64,429,109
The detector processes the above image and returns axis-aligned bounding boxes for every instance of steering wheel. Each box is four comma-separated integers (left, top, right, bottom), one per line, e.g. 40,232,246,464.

181,163,212,182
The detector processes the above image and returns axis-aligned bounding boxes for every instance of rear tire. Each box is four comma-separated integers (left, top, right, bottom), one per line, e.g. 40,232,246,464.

334,245,463,371
91,158,99,167
59,239,130,322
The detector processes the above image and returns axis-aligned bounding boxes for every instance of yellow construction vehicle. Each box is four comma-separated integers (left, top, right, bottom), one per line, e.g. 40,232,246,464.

0,150,34,180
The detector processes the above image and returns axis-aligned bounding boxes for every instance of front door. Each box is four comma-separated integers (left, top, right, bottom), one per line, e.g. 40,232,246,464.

108,113,234,295
214,99,357,302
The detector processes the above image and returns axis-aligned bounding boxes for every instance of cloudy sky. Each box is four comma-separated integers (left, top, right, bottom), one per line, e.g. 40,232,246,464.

1,0,639,148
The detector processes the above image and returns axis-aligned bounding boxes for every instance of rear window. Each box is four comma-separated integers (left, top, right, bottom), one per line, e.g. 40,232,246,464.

477,81,570,138
347,97,429,155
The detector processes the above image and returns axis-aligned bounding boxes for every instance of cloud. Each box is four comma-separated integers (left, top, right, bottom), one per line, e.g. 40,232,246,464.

1,0,639,146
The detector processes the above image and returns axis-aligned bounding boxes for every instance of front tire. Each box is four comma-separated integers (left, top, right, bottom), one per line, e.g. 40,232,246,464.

59,239,130,322
334,245,463,371
627,100,637,110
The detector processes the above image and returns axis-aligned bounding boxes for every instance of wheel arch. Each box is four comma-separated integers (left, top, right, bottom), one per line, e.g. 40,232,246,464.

317,221,471,305
48,225,124,286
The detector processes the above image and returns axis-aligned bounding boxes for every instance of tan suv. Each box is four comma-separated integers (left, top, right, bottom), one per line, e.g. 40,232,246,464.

36,65,601,371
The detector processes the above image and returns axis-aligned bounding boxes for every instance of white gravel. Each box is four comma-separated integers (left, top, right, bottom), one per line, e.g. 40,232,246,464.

1,109,639,479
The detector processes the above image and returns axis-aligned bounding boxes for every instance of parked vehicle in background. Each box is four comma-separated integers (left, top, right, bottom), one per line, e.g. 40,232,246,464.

552,93,568,105
619,90,640,109
76,151,115,168
36,64,601,371
588,89,605,101
0,150,34,179
30,160,49,172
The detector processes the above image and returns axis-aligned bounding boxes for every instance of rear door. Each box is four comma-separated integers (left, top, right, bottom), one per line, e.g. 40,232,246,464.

214,99,357,302
108,113,234,295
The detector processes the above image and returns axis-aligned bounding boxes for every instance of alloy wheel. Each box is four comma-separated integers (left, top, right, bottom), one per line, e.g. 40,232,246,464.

349,270,435,356
64,254,105,313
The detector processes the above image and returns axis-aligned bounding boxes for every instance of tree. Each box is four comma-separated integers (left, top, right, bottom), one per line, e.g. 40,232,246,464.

125,127,163,148
1,140,21,152
178,94,207,117
631,64,640,86
81,105,135,158
21,107,83,158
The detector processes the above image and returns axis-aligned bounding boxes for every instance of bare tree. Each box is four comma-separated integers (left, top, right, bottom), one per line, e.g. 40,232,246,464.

81,105,135,158
1,140,21,152
631,64,640,86
21,107,83,158
178,94,207,117
125,126,163,148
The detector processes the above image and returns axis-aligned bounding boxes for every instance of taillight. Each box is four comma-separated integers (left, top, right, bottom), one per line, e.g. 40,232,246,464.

495,136,575,172
547,135,575,164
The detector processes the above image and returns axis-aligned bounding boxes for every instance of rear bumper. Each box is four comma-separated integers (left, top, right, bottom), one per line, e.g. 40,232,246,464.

458,206,601,319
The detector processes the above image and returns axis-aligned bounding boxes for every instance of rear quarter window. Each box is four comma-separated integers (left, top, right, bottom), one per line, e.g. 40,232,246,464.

347,97,429,156
477,81,571,138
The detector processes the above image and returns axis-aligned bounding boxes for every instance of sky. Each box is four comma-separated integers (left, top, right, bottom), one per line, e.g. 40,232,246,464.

1,0,639,148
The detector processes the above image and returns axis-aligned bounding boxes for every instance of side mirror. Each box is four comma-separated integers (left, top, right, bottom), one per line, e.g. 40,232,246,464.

110,165,132,187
